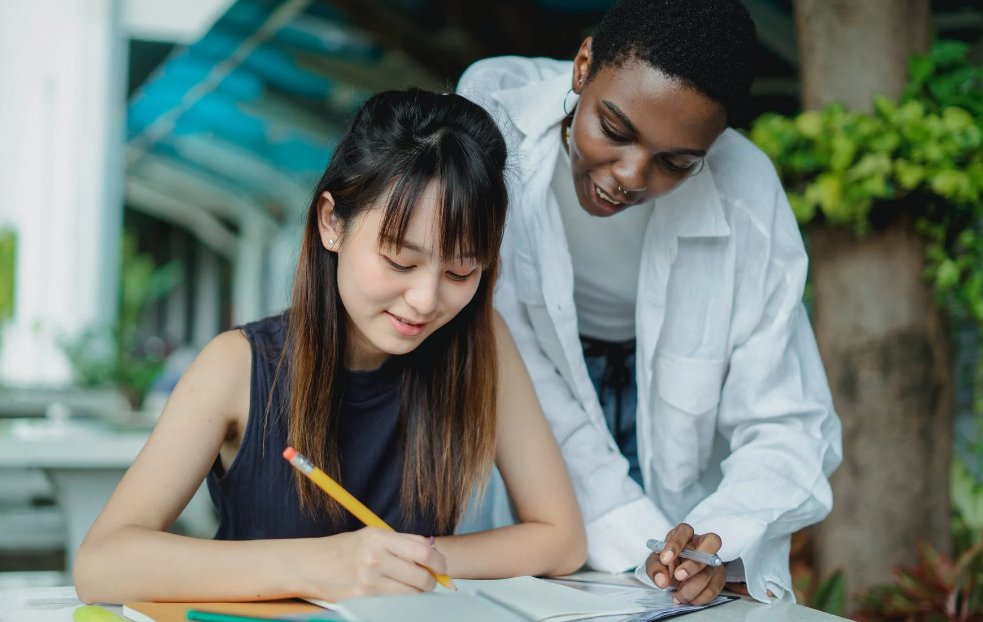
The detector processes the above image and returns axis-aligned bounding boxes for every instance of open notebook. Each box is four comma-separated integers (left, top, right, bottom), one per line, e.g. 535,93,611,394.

124,575,733,622
309,576,645,622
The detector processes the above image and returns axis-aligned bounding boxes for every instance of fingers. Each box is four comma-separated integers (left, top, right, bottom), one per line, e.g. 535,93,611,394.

724,581,750,596
660,523,695,566
673,532,722,582
644,552,677,590
675,565,727,606
379,554,438,593
372,529,447,575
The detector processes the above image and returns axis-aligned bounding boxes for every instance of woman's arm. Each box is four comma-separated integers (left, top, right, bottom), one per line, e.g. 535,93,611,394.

74,330,445,604
434,313,587,579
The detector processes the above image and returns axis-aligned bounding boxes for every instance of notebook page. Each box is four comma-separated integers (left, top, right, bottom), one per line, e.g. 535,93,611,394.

332,592,519,622
453,576,644,622
548,579,736,621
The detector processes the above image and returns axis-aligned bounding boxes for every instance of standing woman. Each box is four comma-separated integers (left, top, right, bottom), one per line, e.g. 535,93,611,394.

458,0,842,605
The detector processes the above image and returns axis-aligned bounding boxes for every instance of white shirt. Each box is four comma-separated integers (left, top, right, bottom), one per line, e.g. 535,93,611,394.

553,145,654,342
457,56,842,603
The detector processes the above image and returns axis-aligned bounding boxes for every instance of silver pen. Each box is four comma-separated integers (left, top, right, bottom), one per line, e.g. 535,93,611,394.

646,539,723,567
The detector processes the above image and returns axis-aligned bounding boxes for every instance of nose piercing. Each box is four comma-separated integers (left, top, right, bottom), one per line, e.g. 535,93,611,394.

618,184,627,195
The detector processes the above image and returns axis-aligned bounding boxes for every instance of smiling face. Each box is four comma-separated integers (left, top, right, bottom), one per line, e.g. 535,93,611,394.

318,184,483,370
566,38,729,217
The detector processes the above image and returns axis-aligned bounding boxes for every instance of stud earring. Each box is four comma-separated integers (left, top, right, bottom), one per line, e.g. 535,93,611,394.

328,239,335,246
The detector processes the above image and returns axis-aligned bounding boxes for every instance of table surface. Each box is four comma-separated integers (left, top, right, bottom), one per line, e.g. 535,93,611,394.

0,585,848,621
0,418,152,469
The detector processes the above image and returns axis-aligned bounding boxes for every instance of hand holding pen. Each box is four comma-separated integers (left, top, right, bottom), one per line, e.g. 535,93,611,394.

643,523,727,606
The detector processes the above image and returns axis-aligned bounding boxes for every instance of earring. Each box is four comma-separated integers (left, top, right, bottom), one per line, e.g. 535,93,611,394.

328,239,335,246
563,88,579,116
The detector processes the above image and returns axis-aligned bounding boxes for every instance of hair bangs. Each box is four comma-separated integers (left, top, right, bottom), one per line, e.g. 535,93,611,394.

377,131,506,269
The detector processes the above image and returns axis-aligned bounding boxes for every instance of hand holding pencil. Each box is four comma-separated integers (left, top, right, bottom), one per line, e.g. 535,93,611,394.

283,447,457,593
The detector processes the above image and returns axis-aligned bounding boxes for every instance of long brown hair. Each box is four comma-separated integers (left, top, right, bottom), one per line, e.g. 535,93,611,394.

284,90,508,534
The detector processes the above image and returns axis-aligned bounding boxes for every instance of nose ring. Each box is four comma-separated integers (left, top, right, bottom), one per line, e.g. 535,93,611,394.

617,184,627,195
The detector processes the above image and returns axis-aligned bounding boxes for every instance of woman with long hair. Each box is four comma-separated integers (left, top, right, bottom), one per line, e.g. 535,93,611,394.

74,89,586,604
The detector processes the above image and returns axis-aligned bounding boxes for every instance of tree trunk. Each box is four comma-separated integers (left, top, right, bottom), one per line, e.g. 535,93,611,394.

792,0,950,607
809,222,953,603
794,0,930,112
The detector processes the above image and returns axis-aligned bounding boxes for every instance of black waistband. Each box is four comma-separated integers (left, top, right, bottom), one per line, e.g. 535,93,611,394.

580,335,636,358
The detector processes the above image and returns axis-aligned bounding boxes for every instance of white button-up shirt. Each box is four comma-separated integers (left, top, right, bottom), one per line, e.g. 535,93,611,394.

457,56,843,603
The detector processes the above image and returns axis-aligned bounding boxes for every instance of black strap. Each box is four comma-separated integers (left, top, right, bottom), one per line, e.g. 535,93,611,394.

581,336,635,439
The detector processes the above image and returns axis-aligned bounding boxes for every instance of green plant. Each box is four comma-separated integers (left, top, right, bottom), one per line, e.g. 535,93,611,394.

953,456,983,557
904,41,983,119
62,232,182,409
854,542,983,622
749,40,983,620
749,39,983,476
790,528,848,615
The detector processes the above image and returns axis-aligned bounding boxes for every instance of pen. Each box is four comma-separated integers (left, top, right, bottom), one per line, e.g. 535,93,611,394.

646,539,723,567
282,446,456,590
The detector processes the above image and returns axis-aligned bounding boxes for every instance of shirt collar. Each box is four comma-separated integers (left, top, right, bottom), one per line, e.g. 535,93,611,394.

657,158,730,239
496,67,573,142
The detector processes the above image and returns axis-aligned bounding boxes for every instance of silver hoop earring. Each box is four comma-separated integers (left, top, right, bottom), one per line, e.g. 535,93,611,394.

562,88,579,116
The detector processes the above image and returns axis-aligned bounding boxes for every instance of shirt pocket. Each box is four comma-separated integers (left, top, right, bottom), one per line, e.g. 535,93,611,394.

650,351,728,492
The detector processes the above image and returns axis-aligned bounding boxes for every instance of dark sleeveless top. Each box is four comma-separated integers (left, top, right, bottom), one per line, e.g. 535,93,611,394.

206,312,441,540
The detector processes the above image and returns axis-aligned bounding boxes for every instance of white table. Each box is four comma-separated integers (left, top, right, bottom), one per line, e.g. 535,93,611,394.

0,586,849,621
0,418,216,573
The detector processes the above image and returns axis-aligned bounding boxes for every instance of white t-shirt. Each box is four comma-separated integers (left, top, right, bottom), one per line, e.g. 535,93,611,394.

553,144,654,342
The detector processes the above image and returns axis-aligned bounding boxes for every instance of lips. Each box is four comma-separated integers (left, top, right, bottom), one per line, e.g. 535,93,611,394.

385,311,426,337
584,177,632,216
595,184,625,207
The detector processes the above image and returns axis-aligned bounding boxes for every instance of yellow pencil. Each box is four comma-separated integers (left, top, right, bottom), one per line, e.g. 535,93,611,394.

282,446,456,590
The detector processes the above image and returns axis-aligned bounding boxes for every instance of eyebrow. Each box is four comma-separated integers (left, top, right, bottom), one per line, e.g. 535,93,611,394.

394,240,478,262
602,100,709,158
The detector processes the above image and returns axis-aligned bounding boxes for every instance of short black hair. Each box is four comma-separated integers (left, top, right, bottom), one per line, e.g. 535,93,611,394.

587,0,757,120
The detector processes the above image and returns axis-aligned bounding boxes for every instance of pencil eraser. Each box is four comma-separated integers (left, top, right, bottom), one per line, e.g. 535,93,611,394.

283,447,297,461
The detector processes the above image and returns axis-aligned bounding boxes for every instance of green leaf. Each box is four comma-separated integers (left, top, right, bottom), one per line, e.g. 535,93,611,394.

931,39,970,66
894,160,926,190
896,99,927,124
788,192,816,224
942,106,975,132
957,229,977,249
788,150,820,173
930,170,973,200
795,111,823,139
867,129,901,154
829,132,857,172
847,153,893,180
873,94,898,119
812,571,847,616
952,457,983,530
806,174,844,218
909,53,935,85
936,258,961,291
